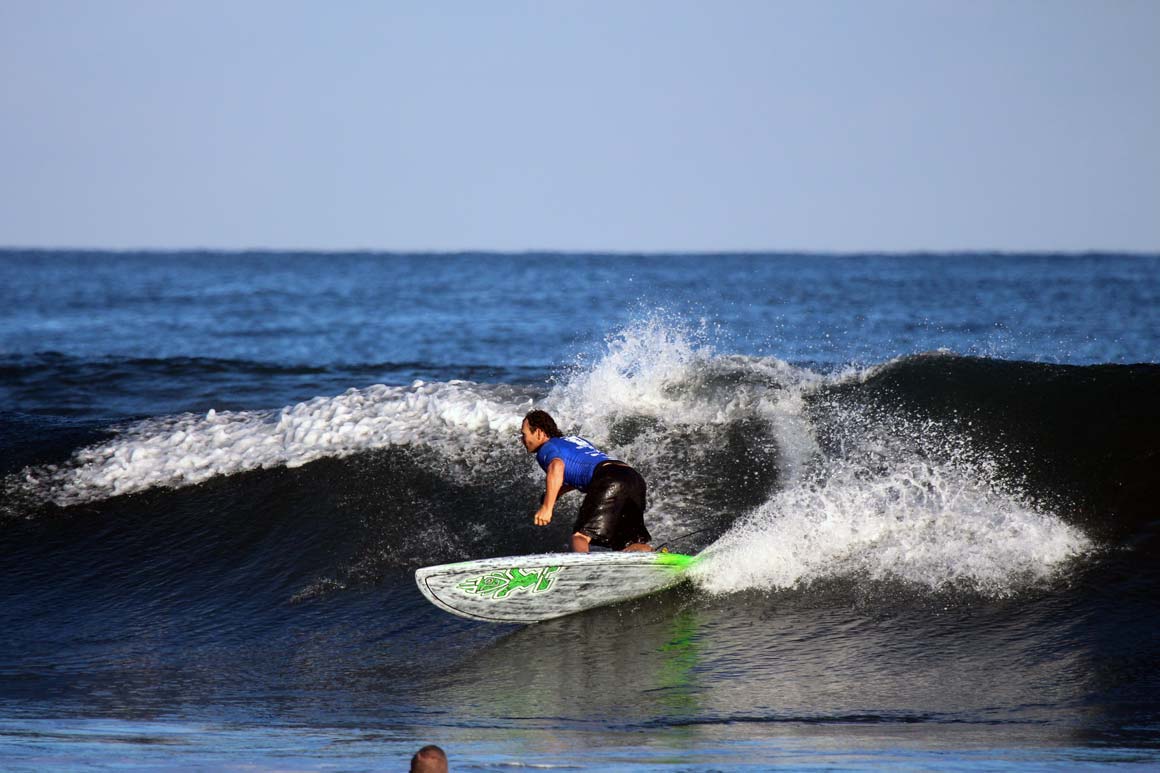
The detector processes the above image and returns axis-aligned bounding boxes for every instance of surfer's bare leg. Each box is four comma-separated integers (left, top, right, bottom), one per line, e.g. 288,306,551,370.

571,532,591,553
623,542,653,552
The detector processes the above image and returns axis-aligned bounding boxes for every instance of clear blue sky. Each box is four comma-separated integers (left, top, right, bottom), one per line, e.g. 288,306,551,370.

2,1,1157,253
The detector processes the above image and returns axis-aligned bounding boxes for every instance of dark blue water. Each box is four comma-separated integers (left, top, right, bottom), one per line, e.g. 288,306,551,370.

1,251,1158,770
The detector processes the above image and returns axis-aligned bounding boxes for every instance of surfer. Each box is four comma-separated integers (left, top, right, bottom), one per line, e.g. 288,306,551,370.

519,409,652,553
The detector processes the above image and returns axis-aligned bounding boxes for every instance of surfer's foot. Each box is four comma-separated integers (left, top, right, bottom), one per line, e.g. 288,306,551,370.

623,542,653,552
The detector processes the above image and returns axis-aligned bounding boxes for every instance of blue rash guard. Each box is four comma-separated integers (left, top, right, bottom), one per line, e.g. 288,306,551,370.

536,436,612,491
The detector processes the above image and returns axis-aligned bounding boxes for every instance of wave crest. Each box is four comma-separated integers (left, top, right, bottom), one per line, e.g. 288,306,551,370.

10,380,535,506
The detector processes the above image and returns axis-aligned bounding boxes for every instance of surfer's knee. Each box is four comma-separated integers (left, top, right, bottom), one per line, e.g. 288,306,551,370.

571,532,592,553
623,542,653,552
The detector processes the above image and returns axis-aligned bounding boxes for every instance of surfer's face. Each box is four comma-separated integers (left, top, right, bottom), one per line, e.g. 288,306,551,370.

519,419,548,453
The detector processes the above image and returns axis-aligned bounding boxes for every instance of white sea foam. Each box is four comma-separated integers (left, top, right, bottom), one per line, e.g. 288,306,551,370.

10,318,811,520
690,455,1090,597
538,317,820,535
679,350,1091,598
549,318,816,431
16,380,536,506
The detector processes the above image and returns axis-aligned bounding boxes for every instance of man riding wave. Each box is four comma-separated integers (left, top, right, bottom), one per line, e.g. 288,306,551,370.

519,409,652,553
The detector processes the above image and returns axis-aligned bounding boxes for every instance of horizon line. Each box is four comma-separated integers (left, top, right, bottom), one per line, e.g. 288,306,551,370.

2,246,1158,259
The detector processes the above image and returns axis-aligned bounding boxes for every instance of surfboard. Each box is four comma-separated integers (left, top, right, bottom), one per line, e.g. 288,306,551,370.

415,551,698,624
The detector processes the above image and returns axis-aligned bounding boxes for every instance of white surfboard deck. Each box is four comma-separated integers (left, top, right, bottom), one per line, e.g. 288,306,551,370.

415,551,698,624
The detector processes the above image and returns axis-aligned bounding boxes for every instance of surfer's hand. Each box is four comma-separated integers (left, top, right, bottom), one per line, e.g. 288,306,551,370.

534,506,553,526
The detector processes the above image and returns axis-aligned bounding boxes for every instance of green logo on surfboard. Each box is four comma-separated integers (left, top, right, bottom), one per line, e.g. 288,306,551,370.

457,566,561,599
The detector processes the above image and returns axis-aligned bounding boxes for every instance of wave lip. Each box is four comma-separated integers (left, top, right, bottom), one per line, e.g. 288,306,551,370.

10,380,534,507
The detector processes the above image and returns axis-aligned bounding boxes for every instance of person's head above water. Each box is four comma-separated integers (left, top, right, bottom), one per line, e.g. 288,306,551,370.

520,409,562,453
410,744,448,773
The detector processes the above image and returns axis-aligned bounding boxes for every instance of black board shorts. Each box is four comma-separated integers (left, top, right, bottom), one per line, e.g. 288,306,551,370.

574,462,651,550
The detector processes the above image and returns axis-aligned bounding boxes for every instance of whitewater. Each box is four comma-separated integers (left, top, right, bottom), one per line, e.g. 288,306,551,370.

8,320,1089,598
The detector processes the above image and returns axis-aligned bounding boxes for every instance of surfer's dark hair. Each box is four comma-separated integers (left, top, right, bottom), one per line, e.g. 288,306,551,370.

524,409,563,438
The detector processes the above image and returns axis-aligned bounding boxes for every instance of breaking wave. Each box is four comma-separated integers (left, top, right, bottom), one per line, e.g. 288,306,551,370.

5,319,1155,599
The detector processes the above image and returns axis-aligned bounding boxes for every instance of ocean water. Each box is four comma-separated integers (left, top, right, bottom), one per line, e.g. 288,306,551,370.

1,250,1158,770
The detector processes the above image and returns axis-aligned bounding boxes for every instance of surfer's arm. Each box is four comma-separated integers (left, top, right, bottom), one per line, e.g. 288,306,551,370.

534,458,567,526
